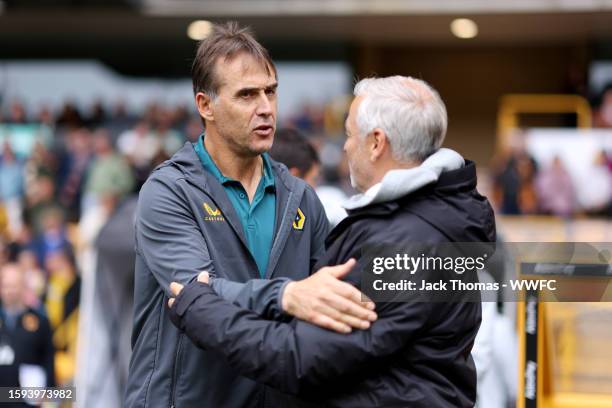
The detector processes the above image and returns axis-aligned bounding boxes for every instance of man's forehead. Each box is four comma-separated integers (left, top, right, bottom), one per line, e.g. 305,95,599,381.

216,53,276,88
346,96,362,123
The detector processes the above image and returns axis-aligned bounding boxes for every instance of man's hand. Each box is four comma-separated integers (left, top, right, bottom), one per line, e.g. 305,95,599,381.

282,259,377,334
168,272,209,308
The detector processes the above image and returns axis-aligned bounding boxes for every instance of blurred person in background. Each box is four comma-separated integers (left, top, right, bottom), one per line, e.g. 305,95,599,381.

594,83,612,128
0,263,55,395
88,100,107,127
44,248,80,386
153,108,183,158
576,149,612,216
56,127,92,222
82,128,134,214
117,120,160,189
55,102,84,129
268,128,320,187
268,128,349,227
17,250,46,310
36,105,55,128
24,141,57,190
492,131,538,215
29,207,71,269
0,141,25,241
6,101,28,124
23,174,64,237
535,155,576,217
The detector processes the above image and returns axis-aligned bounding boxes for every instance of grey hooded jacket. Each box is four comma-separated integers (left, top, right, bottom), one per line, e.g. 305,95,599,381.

124,142,329,408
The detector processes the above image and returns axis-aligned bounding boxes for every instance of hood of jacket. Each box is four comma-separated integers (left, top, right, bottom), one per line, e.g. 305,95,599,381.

329,151,495,245
343,148,465,211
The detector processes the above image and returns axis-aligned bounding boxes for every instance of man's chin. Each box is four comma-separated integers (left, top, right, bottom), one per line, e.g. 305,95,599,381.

250,139,274,155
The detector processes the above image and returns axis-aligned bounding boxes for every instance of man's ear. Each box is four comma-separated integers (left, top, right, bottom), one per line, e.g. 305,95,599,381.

195,92,215,123
368,128,388,161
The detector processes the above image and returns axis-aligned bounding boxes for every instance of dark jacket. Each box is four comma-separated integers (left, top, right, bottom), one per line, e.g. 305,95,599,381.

169,160,496,407
0,306,55,408
124,143,329,408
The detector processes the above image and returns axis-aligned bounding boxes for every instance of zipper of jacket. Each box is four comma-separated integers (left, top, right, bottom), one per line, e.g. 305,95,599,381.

169,334,184,408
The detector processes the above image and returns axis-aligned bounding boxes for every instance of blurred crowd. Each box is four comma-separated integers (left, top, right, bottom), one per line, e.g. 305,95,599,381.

0,99,205,392
492,134,612,217
0,98,352,392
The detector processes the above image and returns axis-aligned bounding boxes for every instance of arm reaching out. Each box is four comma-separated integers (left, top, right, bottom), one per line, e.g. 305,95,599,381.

167,274,427,396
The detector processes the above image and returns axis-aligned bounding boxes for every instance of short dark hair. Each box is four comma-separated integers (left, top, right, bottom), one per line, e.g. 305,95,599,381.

269,128,319,176
191,21,276,99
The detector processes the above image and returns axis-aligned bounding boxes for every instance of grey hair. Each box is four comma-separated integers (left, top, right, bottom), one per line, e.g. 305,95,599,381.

353,76,447,162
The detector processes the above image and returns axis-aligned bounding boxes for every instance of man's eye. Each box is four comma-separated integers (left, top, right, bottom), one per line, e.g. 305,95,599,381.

265,88,277,96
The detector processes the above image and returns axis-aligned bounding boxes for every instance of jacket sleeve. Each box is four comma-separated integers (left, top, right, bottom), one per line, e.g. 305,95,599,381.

169,281,431,396
210,277,290,320
135,174,216,295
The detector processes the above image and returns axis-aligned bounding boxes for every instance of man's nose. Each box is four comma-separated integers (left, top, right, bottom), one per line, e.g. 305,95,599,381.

256,93,274,116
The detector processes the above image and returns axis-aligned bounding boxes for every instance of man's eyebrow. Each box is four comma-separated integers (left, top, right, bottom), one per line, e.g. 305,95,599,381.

235,82,278,95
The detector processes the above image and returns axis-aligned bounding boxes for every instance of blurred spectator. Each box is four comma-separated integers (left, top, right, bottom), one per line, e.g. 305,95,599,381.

104,100,138,144
44,249,80,385
56,102,84,129
576,150,612,216
7,101,28,124
82,128,134,214
17,250,46,310
269,128,321,187
535,156,576,217
594,84,612,128
30,208,71,269
24,174,64,236
56,128,92,222
153,108,183,158
269,128,348,226
36,105,55,127
88,100,107,127
493,132,539,215
0,263,55,392
0,142,25,240
23,141,57,188
288,103,324,134
117,121,160,188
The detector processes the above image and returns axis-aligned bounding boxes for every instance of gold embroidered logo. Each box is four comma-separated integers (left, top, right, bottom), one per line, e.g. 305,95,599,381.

203,203,225,222
293,208,306,230
22,313,39,332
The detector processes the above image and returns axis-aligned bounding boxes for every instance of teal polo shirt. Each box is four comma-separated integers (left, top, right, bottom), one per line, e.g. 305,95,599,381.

194,135,276,278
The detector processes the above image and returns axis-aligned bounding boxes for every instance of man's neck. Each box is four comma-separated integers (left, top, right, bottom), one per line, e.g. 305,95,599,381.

362,159,421,192
204,131,263,200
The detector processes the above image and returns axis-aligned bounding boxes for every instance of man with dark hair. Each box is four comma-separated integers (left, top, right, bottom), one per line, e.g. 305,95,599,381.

125,22,375,408
269,128,320,187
